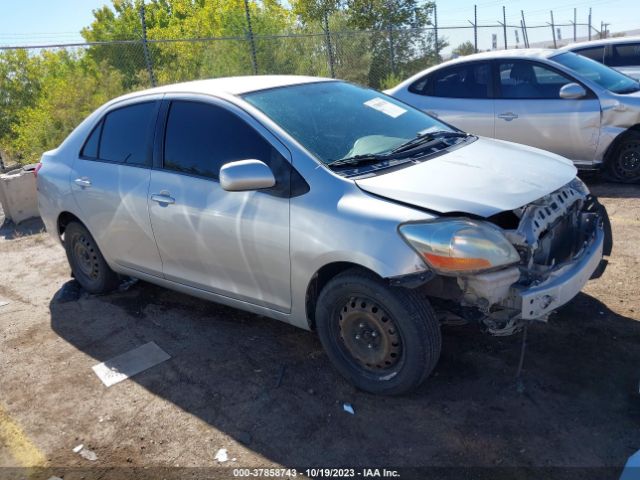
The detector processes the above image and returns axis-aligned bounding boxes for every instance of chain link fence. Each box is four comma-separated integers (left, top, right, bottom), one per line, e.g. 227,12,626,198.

0,7,604,165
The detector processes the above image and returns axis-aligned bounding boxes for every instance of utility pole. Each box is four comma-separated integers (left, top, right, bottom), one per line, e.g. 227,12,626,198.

603,22,610,39
470,4,478,53
588,8,592,40
323,10,335,78
474,5,478,53
573,8,577,42
434,3,439,60
501,6,508,49
139,1,156,87
521,10,529,48
550,10,557,48
468,6,478,53
243,0,258,75
387,0,396,75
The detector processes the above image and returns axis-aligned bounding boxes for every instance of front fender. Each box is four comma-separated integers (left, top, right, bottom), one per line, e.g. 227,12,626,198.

287,188,433,330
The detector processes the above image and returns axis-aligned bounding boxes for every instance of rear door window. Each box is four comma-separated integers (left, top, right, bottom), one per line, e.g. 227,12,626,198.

610,43,640,67
429,62,492,98
99,102,157,166
498,61,574,99
81,102,157,166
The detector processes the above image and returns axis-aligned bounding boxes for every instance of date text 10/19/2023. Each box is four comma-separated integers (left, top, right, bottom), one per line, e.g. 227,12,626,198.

232,468,401,478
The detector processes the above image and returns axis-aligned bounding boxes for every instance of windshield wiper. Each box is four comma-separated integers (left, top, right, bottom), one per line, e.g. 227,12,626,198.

390,130,469,154
327,131,470,170
326,153,392,168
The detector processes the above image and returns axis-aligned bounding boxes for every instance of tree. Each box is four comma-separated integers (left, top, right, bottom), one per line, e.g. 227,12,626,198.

8,52,125,163
0,50,43,154
81,0,295,86
2,0,450,162
292,0,440,87
292,0,341,23
452,41,475,57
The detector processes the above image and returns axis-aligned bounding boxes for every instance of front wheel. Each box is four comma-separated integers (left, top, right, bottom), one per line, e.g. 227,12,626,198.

315,269,441,395
605,131,640,183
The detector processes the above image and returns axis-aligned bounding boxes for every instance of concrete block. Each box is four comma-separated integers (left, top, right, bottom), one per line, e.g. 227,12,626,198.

0,167,39,224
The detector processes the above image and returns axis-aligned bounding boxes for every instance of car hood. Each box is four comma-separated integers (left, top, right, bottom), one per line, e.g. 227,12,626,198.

355,137,577,217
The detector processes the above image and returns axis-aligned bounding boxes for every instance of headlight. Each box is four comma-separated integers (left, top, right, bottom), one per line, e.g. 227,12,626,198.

399,219,520,275
569,176,590,196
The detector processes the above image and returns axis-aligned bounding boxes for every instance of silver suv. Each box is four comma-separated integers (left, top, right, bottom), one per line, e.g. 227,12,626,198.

38,77,611,395
387,49,640,183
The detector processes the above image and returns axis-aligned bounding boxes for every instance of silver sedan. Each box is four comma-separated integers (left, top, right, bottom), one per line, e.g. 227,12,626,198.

38,76,610,394
387,49,640,183
562,37,640,80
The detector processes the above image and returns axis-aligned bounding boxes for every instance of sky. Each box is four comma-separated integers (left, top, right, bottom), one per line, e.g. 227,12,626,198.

0,0,639,51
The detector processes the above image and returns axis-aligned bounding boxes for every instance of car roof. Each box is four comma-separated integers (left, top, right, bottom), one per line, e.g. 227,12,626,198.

112,75,336,103
442,48,557,65
562,36,640,50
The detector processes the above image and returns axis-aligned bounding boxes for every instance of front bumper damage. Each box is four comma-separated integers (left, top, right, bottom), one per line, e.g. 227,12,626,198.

453,182,610,335
515,222,603,319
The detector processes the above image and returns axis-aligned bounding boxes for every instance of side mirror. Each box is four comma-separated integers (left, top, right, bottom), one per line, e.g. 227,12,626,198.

220,159,275,192
559,83,587,99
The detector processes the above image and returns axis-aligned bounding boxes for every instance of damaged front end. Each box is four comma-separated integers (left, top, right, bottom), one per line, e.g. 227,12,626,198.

461,178,610,335
412,178,611,336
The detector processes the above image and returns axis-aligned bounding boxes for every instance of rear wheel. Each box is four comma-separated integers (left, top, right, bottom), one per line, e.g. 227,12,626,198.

605,131,640,183
315,269,441,395
64,221,119,294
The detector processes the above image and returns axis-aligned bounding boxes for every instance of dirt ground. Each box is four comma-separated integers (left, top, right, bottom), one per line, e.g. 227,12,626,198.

0,178,639,480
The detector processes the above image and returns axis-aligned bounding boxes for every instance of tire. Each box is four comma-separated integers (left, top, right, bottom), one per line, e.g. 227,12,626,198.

600,202,613,257
605,131,640,184
315,268,441,395
64,221,119,294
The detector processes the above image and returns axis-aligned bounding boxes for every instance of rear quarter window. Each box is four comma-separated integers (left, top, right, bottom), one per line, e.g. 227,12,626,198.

408,76,429,94
80,120,102,159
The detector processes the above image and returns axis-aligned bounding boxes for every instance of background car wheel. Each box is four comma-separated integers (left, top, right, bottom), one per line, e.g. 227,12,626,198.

606,131,640,184
64,221,119,294
315,268,441,395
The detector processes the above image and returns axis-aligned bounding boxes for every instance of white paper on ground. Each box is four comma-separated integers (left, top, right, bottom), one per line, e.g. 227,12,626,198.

364,97,407,118
92,341,171,387
214,448,229,463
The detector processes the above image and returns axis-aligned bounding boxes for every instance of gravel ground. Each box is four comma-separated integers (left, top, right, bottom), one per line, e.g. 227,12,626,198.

0,178,638,480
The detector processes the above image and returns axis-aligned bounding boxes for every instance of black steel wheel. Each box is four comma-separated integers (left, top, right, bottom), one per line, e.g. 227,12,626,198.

64,221,119,294
316,268,441,395
606,131,640,183
338,296,403,372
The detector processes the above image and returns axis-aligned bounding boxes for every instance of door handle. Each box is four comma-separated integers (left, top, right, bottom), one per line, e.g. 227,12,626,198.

426,110,439,118
497,112,519,121
150,193,175,205
74,177,92,188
